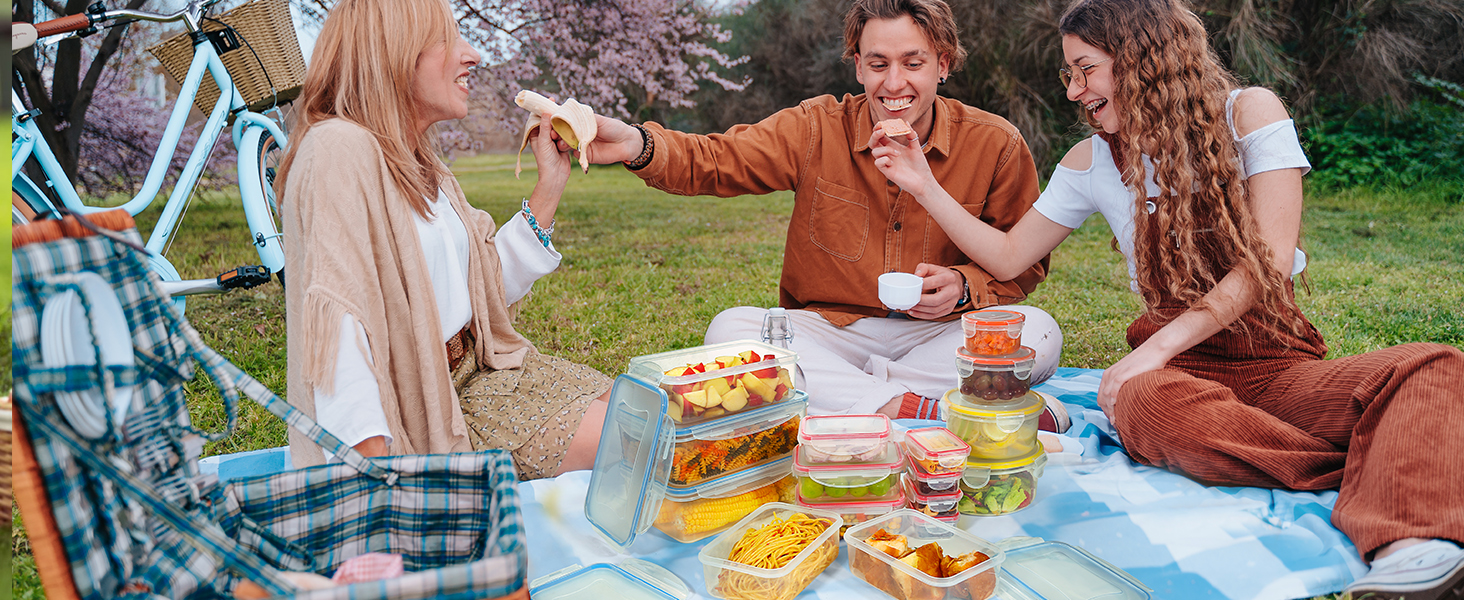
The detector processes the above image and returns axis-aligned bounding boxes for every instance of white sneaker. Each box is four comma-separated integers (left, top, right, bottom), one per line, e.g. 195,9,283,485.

1345,539,1464,600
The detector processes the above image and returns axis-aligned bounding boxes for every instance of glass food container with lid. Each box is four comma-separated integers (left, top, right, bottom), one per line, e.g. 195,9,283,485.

942,389,1044,460
959,451,1048,517
962,309,1025,355
956,346,1036,402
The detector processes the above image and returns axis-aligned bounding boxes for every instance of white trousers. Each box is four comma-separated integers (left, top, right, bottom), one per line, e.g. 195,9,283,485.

705,306,1063,415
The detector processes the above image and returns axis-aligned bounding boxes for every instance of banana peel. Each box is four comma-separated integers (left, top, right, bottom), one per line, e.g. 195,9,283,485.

515,90,597,177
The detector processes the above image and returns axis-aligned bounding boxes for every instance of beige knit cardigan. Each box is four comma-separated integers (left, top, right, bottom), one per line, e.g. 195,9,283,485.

282,118,533,467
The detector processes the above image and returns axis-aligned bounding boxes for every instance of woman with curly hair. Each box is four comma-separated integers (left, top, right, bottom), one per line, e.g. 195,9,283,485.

870,0,1464,596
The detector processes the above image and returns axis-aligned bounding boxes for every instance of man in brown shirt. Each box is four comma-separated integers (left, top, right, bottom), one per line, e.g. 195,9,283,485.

588,0,1065,422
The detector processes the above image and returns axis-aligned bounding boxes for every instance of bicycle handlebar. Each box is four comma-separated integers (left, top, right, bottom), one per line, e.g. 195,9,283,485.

33,14,94,37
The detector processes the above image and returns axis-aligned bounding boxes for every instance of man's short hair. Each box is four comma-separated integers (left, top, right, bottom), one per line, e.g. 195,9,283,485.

842,0,968,70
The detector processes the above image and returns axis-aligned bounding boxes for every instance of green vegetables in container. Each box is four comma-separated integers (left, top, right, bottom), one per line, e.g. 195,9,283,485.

960,473,1035,515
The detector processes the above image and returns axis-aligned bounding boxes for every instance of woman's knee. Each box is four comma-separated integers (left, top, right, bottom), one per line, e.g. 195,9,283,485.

705,306,767,345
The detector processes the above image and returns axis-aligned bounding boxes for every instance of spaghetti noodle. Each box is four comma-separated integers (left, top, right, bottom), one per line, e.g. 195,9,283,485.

717,513,838,600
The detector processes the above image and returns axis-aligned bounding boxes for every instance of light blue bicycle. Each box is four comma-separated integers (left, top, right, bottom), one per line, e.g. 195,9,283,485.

12,0,292,309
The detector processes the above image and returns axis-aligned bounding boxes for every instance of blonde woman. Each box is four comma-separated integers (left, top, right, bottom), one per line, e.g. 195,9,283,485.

872,0,1464,596
276,0,610,480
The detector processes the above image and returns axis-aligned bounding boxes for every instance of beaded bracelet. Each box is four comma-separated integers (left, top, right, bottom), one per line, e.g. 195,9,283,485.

521,198,554,248
624,123,655,171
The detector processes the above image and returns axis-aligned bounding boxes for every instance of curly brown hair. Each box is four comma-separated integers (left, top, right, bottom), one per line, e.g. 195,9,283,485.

1060,0,1303,340
842,0,968,70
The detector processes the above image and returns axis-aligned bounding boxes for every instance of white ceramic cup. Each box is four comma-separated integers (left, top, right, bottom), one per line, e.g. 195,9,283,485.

878,272,923,311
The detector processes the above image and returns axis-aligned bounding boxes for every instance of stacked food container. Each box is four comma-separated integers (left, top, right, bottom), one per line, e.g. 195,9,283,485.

949,310,1048,517
791,414,907,531
586,341,808,549
900,426,971,523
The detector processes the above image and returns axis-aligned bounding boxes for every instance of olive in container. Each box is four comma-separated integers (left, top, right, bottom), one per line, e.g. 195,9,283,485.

956,346,1035,402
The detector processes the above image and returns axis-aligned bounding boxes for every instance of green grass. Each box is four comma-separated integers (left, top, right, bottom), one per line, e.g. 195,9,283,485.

10,154,1461,598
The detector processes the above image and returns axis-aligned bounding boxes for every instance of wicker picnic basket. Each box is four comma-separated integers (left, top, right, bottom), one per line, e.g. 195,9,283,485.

11,211,530,600
147,0,307,114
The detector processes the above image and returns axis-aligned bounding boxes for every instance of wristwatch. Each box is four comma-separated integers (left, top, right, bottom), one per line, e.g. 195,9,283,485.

957,276,971,308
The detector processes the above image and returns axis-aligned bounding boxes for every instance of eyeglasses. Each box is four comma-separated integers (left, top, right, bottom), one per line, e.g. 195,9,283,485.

1059,58,1111,89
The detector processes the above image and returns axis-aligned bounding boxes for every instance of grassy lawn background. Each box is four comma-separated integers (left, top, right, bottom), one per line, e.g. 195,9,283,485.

10,153,1462,598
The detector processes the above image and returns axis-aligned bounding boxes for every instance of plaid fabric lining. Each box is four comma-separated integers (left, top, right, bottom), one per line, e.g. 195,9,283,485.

12,219,527,599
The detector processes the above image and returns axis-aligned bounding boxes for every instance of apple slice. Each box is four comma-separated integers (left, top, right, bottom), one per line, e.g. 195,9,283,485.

705,377,733,398
741,373,776,403
720,385,750,412
704,386,723,408
737,350,762,364
715,355,742,368
703,407,726,419
778,368,794,391
773,383,788,401
667,398,683,423
684,389,710,408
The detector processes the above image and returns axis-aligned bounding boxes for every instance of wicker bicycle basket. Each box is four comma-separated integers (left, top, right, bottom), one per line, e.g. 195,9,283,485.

146,0,306,114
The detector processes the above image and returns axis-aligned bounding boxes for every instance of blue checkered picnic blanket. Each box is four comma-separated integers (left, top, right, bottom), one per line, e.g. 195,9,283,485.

517,368,1365,600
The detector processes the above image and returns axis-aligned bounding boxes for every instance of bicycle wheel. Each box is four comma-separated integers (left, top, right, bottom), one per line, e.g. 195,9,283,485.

238,126,286,288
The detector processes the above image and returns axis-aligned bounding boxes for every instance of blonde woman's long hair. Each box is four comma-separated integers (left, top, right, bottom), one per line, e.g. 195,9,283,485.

276,0,459,217
1059,0,1303,340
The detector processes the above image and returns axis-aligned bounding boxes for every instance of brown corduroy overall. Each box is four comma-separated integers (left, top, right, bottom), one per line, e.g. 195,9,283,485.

1114,279,1464,561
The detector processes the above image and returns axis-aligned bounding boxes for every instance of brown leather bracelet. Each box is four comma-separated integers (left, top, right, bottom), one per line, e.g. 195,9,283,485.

625,123,655,171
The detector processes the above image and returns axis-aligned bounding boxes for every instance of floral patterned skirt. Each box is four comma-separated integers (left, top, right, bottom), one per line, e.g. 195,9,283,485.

453,348,612,480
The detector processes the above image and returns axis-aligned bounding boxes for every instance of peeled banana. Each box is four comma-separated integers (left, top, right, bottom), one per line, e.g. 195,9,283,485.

515,90,598,177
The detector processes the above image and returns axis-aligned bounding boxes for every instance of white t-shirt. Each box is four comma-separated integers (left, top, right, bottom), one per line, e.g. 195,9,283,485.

1032,89,1312,291
313,190,561,452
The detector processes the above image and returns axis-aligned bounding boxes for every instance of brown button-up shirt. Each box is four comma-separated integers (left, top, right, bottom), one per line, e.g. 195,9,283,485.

634,93,1048,326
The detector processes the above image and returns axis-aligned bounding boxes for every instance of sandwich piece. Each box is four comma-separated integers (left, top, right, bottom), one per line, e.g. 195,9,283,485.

894,542,946,600
943,549,996,600
879,118,916,146
867,529,912,558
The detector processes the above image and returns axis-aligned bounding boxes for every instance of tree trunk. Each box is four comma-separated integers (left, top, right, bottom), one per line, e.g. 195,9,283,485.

12,0,153,184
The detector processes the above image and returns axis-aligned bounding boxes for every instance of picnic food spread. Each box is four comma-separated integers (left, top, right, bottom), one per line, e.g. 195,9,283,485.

961,310,1025,355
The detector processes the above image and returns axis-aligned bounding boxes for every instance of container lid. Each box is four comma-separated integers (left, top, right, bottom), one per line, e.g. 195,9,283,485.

956,346,1036,367
941,389,1038,414
663,455,792,501
999,541,1154,600
585,375,677,550
962,450,1048,490
902,473,963,502
674,391,806,442
793,442,903,475
795,487,907,510
905,457,966,482
798,413,891,443
962,309,1026,327
529,559,692,600
945,390,1044,418
626,339,799,386
902,426,971,464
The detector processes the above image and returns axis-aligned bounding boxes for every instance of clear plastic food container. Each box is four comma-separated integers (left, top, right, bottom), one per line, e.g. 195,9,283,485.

698,502,842,600
797,414,892,464
795,488,906,535
529,559,691,600
904,457,964,496
959,452,1048,517
667,392,806,486
845,509,1005,600
956,346,1035,402
792,443,903,503
901,426,970,475
654,456,796,543
943,389,1043,460
902,475,962,523
628,340,800,426
962,310,1025,355
998,540,1155,600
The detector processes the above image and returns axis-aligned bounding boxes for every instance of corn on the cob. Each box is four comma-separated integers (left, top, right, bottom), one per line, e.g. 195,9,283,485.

657,480,783,538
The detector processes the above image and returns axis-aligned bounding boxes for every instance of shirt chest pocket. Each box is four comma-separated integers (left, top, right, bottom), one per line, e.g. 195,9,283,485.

809,177,870,262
